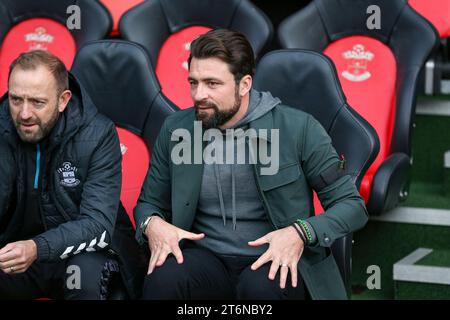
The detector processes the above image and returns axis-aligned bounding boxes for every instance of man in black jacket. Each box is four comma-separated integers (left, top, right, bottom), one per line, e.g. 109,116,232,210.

0,50,142,299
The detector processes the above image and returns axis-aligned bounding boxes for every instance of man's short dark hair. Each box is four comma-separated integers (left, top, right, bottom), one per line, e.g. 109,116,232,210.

8,50,69,95
188,29,255,83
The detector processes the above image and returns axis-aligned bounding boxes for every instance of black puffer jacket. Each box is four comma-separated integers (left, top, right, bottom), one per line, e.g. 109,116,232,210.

0,74,144,299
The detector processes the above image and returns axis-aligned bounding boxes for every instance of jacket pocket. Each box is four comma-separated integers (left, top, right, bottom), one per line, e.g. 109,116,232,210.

259,163,300,191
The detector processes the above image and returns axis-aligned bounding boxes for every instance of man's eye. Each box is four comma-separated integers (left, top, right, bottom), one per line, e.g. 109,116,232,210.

208,82,218,87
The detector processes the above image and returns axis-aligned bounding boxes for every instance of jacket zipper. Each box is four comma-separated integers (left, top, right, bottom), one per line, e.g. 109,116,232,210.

34,144,41,189
35,144,48,230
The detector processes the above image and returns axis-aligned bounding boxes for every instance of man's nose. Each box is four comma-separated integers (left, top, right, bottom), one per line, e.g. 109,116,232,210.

20,104,33,120
193,84,209,102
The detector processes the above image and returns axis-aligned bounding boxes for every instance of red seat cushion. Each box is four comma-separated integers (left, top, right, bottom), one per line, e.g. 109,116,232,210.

116,127,150,228
324,36,397,202
100,0,144,37
156,26,212,109
0,18,76,96
409,0,450,39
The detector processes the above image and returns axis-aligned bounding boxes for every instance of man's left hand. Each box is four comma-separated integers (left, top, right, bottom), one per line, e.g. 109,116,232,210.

0,240,38,274
249,226,304,289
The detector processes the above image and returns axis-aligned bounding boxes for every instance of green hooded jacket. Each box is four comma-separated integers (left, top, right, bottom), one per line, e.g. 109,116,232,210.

134,103,368,300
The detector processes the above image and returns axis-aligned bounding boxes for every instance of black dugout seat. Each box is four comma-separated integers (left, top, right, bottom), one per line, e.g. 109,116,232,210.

254,49,379,296
0,0,111,95
119,0,272,109
71,40,178,226
98,0,144,37
278,0,438,215
409,0,450,95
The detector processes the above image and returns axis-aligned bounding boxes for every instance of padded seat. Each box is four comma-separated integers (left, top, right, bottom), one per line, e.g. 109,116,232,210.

254,49,379,296
119,0,273,108
0,0,111,95
71,40,178,224
278,0,438,215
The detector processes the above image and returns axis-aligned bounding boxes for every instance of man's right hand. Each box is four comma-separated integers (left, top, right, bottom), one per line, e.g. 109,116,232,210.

144,216,205,274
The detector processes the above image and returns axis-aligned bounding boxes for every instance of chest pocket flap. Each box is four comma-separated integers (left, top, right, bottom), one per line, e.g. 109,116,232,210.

259,163,300,191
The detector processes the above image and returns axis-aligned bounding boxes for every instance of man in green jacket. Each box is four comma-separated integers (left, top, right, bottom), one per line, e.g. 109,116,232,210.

134,29,368,300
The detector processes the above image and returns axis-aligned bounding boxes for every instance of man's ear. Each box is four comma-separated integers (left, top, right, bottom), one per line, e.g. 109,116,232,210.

58,90,72,112
239,75,252,97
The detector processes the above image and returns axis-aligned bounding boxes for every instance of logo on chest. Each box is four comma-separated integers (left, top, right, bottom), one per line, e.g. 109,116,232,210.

57,162,80,187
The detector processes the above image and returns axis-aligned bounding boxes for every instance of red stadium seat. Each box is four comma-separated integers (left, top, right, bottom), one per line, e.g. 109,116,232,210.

119,0,273,109
99,0,144,37
117,127,150,228
408,0,450,95
279,0,438,215
409,0,450,39
0,0,111,96
71,40,178,226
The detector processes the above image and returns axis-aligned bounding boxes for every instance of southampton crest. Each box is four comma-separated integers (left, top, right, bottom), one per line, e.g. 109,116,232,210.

57,162,80,187
341,44,375,82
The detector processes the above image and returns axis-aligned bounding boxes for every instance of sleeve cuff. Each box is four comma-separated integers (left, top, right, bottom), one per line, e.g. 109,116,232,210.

135,212,166,245
303,221,318,246
32,236,50,262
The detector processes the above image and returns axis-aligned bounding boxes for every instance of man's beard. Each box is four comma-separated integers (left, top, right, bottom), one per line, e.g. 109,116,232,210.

14,107,60,143
195,87,241,129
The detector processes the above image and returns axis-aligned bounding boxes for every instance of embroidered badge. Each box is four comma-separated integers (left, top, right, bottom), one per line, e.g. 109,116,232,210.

57,162,80,187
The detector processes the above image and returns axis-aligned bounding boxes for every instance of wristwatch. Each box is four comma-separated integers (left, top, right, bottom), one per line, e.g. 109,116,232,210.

140,215,155,238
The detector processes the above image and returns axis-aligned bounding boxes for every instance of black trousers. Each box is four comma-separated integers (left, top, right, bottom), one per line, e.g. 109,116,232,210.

142,244,307,300
0,251,111,300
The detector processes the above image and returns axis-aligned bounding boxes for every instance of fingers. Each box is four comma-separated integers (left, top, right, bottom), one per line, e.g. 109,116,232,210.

148,242,185,274
1,262,27,274
0,248,20,271
147,248,161,275
155,249,171,267
268,260,280,281
248,234,270,247
171,244,184,264
180,230,204,241
279,263,289,289
290,263,298,288
250,251,271,271
0,243,13,255
0,250,19,264
0,258,19,271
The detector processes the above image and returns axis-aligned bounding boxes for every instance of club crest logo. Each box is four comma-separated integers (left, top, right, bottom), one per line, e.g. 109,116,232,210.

24,27,54,51
341,44,374,82
57,162,80,187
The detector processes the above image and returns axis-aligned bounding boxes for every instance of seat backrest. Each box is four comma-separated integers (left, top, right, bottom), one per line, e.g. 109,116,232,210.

119,0,272,108
409,0,450,39
71,40,178,225
278,0,437,203
0,0,111,95
99,0,144,37
253,50,379,293
254,50,379,190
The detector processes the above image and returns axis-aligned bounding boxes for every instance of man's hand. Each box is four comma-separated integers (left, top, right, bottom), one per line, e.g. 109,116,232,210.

145,216,205,275
0,240,38,274
248,226,304,289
